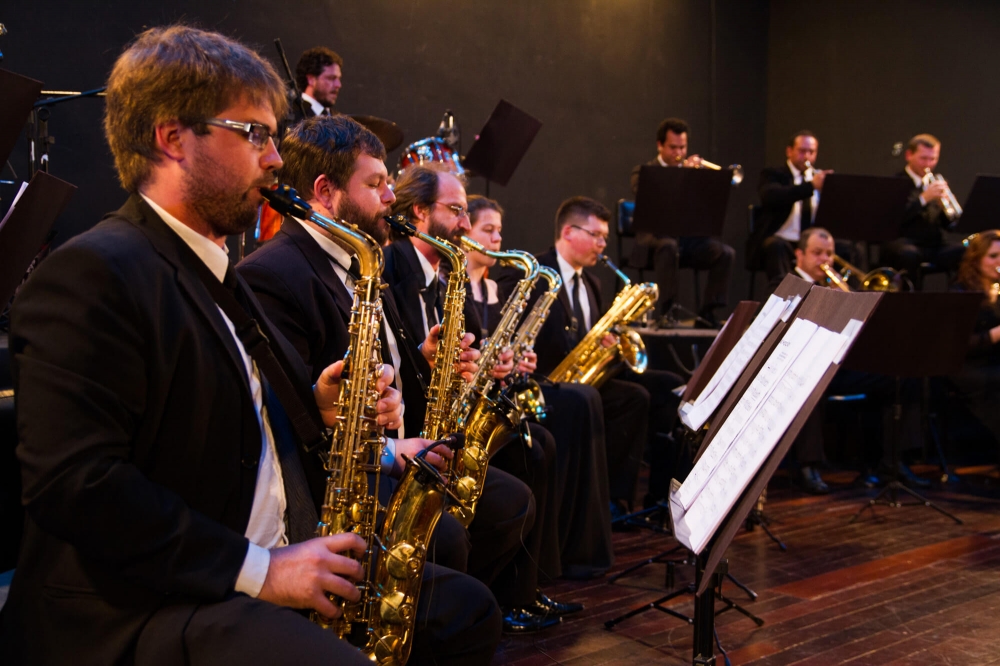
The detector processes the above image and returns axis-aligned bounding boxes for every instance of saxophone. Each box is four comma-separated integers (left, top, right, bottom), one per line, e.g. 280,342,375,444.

436,237,538,526
263,187,447,666
509,265,563,421
547,254,658,388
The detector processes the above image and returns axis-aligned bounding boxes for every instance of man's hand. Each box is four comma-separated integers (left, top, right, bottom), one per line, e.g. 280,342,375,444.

923,179,948,205
600,332,618,349
491,348,515,380
314,360,344,427
457,332,480,381
374,365,402,430
683,154,703,168
389,437,454,476
258,534,367,617
811,169,833,191
517,350,538,374
419,324,443,366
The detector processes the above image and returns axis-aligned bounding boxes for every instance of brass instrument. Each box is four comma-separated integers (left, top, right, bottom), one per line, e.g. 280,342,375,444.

830,254,909,292
265,187,447,665
819,263,851,292
384,215,468,441
922,168,963,223
698,158,744,186
548,255,657,387
510,266,563,421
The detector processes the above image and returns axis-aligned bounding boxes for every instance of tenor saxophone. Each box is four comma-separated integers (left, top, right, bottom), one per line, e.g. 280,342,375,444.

547,255,658,388
264,187,448,666
509,265,563,421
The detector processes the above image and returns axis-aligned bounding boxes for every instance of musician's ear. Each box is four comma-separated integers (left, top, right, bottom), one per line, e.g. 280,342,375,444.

312,174,337,212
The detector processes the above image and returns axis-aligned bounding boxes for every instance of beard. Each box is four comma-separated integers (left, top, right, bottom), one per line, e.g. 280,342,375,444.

184,146,273,237
427,217,464,247
335,196,390,245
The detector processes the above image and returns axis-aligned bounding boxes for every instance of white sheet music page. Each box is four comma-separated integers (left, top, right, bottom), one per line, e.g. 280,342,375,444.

679,294,788,431
673,323,848,554
675,317,817,512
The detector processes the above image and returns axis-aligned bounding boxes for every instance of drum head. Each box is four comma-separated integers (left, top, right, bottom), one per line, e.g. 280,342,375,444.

396,137,465,177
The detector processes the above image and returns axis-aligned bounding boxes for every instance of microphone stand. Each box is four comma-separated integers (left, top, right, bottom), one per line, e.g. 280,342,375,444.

29,87,106,178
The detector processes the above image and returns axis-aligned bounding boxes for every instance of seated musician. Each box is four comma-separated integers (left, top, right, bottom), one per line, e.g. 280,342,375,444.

464,195,614,582
629,117,735,327
784,228,929,492
497,196,683,518
882,134,965,280
1,26,493,665
380,164,578,633
949,230,1000,453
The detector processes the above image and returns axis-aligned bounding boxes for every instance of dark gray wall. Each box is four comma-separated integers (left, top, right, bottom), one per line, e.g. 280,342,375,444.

765,0,1000,204
1,0,769,309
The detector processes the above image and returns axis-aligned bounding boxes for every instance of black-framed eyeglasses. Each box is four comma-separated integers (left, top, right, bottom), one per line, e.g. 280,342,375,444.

201,118,275,149
570,224,608,242
433,202,469,219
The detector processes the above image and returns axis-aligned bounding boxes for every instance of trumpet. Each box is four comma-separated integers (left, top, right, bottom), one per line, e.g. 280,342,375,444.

697,158,743,186
922,168,963,223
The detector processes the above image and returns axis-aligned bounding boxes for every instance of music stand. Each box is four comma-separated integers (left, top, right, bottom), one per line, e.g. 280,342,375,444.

843,292,982,524
954,175,1000,236
632,165,733,239
0,172,76,311
812,174,913,244
462,99,542,195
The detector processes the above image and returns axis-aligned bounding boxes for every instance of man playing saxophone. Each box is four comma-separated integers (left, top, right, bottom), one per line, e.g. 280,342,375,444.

238,116,504,663
0,26,412,665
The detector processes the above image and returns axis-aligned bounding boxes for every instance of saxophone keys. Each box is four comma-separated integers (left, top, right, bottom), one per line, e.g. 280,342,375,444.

373,634,401,665
379,590,413,624
385,542,419,579
454,475,477,501
462,445,484,471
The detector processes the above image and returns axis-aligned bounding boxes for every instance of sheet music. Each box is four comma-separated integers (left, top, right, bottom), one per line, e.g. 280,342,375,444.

671,321,849,554
0,181,29,233
679,294,789,431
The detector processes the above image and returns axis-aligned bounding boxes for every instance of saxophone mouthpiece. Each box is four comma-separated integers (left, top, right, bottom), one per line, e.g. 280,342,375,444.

384,213,416,236
260,184,313,221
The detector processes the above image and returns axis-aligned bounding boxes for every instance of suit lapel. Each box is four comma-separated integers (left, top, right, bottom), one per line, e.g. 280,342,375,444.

279,218,354,322
538,249,575,323
118,195,251,393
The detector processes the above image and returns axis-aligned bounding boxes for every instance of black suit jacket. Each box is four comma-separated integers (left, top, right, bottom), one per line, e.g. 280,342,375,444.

495,248,603,376
749,164,816,265
1,195,320,664
896,169,948,248
238,219,431,438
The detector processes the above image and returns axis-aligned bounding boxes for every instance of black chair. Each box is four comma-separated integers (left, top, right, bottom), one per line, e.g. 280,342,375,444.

615,198,702,310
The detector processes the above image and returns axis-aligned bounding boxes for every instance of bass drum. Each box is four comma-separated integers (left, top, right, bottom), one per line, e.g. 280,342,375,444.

396,137,465,178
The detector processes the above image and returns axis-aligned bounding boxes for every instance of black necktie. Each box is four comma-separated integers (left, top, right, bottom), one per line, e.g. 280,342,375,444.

420,277,440,333
347,256,361,282
570,273,586,342
801,172,813,231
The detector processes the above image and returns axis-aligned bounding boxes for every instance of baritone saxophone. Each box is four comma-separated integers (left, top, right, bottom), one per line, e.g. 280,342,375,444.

264,186,448,666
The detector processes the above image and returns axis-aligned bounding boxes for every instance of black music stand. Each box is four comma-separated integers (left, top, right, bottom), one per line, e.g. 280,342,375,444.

954,175,1000,236
0,172,76,310
812,174,914,244
844,292,982,524
462,99,542,195
632,165,732,239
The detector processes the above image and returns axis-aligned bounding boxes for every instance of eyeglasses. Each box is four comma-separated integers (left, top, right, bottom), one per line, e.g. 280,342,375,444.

201,118,275,150
570,224,608,242
434,202,469,219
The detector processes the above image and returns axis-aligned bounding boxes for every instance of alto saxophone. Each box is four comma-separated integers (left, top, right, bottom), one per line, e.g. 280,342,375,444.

548,254,657,388
264,187,448,666
434,237,539,526
509,265,563,421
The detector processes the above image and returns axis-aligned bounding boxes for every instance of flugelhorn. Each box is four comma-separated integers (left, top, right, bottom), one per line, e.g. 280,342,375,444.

698,159,743,186
922,168,963,223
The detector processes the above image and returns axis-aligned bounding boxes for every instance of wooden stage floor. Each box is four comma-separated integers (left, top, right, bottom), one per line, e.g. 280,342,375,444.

496,466,1000,665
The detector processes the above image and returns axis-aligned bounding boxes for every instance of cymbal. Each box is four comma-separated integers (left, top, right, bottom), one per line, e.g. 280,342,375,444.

350,115,404,152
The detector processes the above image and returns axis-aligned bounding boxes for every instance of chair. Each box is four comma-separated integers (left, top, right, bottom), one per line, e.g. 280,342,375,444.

615,198,702,310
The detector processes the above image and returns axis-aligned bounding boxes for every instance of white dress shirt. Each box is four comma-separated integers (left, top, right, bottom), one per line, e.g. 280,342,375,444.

414,244,441,337
774,160,819,243
141,194,283,598
794,265,817,284
555,249,592,331
297,219,405,443
300,92,328,117
905,165,930,207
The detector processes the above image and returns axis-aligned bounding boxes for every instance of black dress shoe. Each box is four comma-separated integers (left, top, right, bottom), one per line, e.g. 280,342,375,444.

502,607,561,633
531,590,584,617
796,466,829,495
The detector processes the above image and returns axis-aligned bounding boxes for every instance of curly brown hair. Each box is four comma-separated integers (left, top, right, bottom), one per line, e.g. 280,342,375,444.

956,229,1000,292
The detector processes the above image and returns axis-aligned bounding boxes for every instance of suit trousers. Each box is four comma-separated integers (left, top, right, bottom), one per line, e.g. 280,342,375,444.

133,563,501,666
465,466,536,587
621,369,684,504
598,377,650,505
636,233,734,316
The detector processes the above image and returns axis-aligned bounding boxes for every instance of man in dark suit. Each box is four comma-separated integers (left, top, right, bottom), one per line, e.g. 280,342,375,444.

0,27,499,665
751,130,835,289
512,197,682,515
289,46,343,125
882,133,964,279
629,117,734,326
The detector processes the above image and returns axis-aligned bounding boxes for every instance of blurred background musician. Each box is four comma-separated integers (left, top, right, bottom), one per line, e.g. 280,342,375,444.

291,46,343,123
949,230,1000,455
464,195,614,581
882,134,965,280
751,130,835,289
629,117,734,327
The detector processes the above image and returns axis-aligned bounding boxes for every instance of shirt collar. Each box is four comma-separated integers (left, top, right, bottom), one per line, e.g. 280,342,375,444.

296,218,353,270
787,159,804,180
555,248,581,287
413,240,439,287
794,265,817,284
300,92,327,117
140,193,229,282
656,154,670,167
904,165,924,188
